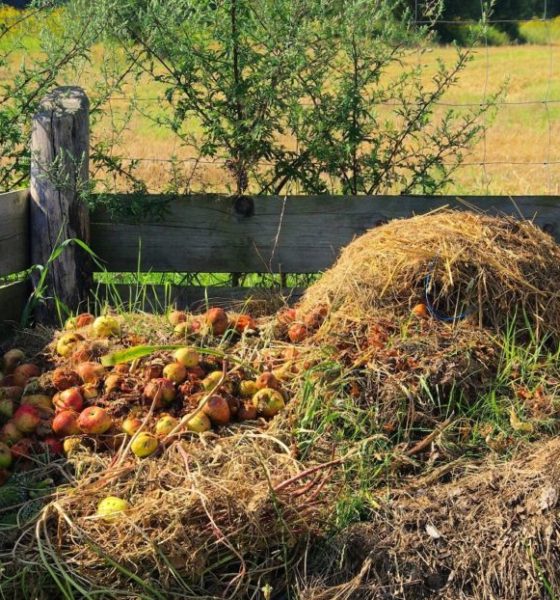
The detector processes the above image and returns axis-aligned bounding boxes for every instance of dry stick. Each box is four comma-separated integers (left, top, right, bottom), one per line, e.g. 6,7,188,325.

404,416,454,457
273,457,345,494
110,392,161,472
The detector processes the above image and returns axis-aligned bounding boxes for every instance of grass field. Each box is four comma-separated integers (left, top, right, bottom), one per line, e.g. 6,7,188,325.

80,44,560,196
2,4,560,196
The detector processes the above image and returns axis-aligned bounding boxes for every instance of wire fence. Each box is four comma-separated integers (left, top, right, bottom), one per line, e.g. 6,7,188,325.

87,8,560,197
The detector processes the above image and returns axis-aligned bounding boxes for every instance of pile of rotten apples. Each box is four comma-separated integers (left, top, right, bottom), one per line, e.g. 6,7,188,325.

0,308,294,487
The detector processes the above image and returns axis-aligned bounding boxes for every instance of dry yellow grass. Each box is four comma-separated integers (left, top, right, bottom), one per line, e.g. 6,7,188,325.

9,40,560,195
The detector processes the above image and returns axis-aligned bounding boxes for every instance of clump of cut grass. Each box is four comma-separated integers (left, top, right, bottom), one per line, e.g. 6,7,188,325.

29,433,336,599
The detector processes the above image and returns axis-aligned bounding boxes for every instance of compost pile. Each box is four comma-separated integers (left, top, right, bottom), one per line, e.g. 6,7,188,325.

301,437,560,600
1,209,560,599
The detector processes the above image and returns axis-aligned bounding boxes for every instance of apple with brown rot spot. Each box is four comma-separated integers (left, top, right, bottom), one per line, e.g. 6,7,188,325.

56,332,84,357
144,378,175,407
256,372,280,391
238,400,258,421
81,383,99,400
76,361,105,384
52,367,80,391
253,388,286,418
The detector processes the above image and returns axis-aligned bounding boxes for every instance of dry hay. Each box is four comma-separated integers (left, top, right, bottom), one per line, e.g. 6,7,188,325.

299,209,560,340
300,438,560,600
29,432,335,598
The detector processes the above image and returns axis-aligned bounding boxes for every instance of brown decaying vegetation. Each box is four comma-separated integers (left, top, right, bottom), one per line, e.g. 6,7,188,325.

301,437,560,600
4,210,560,599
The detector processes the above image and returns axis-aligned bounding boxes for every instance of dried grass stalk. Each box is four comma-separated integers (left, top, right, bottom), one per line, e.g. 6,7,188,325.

300,210,560,339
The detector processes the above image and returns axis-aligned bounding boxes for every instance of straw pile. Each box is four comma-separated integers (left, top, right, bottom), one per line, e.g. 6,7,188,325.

301,437,560,600
299,210,560,339
30,432,334,598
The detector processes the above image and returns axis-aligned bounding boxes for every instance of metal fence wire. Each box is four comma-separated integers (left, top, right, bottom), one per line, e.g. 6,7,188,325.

94,4,559,196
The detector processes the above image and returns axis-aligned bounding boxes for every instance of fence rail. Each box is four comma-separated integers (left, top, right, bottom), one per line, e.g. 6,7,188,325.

3,87,560,330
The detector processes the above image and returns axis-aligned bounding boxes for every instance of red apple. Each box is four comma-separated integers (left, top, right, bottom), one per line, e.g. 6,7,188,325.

230,314,257,333
53,387,83,413
204,307,228,336
76,313,95,328
10,438,34,460
12,363,41,388
202,395,231,426
52,410,80,437
42,437,63,455
0,421,22,445
288,323,308,343
13,405,41,433
77,406,113,435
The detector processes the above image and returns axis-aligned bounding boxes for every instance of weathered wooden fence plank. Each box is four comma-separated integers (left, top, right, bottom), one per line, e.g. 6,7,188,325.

0,280,28,331
94,284,303,312
91,195,560,274
0,189,29,277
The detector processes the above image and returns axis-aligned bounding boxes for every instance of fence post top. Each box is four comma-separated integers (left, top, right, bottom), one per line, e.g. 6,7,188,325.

35,86,89,118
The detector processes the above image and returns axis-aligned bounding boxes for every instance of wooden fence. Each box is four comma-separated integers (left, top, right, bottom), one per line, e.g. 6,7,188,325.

2,86,560,329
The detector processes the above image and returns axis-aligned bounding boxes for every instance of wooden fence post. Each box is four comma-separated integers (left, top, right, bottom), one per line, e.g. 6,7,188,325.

30,86,91,323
